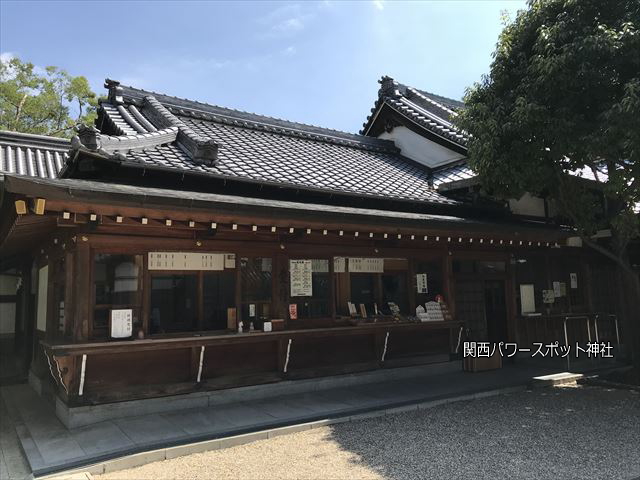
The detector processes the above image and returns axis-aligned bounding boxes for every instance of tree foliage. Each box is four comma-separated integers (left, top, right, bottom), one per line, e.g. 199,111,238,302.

456,0,640,262
0,56,97,137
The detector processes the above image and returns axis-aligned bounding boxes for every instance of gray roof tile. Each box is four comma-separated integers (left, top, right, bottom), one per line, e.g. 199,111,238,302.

0,131,69,179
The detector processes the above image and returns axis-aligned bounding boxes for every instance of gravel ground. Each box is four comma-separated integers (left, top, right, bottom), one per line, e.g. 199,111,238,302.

97,385,640,480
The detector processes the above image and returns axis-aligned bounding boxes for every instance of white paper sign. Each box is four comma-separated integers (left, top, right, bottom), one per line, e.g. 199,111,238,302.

570,273,578,289
290,259,313,297
249,304,256,317
553,281,562,297
224,254,236,269
416,273,428,293
542,290,555,304
334,257,346,273
520,284,536,314
110,309,133,338
348,257,384,273
148,252,224,270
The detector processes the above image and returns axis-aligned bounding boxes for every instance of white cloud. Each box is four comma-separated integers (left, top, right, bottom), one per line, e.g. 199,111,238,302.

282,46,297,56
258,4,314,38
1,51,16,63
372,0,384,11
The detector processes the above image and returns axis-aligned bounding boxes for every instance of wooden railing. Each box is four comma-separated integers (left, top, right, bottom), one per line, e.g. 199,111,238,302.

41,320,463,406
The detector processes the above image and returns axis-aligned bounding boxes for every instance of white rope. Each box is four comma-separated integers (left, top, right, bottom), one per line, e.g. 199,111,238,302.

455,326,464,354
283,339,292,373
44,349,57,385
197,346,205,383
381,331,390,362
48,353,68,395
78,354,87,396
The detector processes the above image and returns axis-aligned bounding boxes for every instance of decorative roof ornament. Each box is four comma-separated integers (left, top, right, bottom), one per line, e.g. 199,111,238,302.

105,79,124,105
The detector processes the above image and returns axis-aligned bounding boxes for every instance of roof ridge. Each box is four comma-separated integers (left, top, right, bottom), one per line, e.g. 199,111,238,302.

406,87,459,118
0,130,70,149
106,80,395,150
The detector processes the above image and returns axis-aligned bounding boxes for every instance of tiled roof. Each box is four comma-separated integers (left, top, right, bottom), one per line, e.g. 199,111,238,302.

432,162,476,188
361,76,469,147
68,80,457,206
0,130,69,179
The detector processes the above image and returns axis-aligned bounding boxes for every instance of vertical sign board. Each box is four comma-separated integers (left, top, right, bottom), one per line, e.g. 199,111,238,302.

110,309,133,338
570,273,578,289
36,265,48,332
290,260,313,297
519,284,536,314
416,273,428,294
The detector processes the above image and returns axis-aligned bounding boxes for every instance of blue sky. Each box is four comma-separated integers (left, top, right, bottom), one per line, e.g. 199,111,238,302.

0,0,526,133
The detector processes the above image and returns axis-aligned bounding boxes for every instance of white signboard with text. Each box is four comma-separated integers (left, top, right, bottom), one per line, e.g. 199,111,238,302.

290,260,313,297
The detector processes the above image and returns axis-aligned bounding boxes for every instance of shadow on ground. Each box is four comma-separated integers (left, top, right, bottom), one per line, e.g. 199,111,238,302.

326,384,640,480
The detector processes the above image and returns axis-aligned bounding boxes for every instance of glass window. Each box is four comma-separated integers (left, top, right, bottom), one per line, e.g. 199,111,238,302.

415,260,444,306
203,271,236,330
382,273,408,313
289,259,330,319
350,274,376,315
150,274,198,334
240,257,272,323
93,254,142,339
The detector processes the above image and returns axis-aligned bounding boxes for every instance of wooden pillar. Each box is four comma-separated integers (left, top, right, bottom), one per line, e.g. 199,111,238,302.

74,241,91,342
443,251,455,318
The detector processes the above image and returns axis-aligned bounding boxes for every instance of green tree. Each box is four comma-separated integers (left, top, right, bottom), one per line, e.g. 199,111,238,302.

456,0,640,364
0,56,97,137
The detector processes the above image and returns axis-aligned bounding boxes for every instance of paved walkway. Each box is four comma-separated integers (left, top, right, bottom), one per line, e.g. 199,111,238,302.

1,363,565,477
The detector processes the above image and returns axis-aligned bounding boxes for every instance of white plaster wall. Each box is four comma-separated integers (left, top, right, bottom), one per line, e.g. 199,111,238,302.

508,193,546,217
378,126,465,168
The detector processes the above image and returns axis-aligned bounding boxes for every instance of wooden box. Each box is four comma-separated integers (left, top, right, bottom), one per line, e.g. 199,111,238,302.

463,351,502,372
271,319,285,331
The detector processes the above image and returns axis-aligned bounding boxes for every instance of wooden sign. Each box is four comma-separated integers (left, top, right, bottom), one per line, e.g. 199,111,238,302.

227,307,237,330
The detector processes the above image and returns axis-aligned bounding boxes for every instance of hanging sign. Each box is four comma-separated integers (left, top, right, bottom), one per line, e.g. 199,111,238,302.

542,290,555,304
224,254,236,269
148,252,224,270
416,273,428,294
348,257,384,273
289,304,298,320
110,309,133,338
290,259,313,296
570,273,578,289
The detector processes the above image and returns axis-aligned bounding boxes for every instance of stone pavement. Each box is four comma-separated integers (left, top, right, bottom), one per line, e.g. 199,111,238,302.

0,394,31,480
1,363,565,478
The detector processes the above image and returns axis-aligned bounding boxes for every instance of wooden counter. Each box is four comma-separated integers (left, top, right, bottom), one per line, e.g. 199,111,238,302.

42,320,463,406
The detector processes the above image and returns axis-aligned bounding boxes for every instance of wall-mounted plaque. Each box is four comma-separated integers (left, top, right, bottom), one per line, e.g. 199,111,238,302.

110,309,133,338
